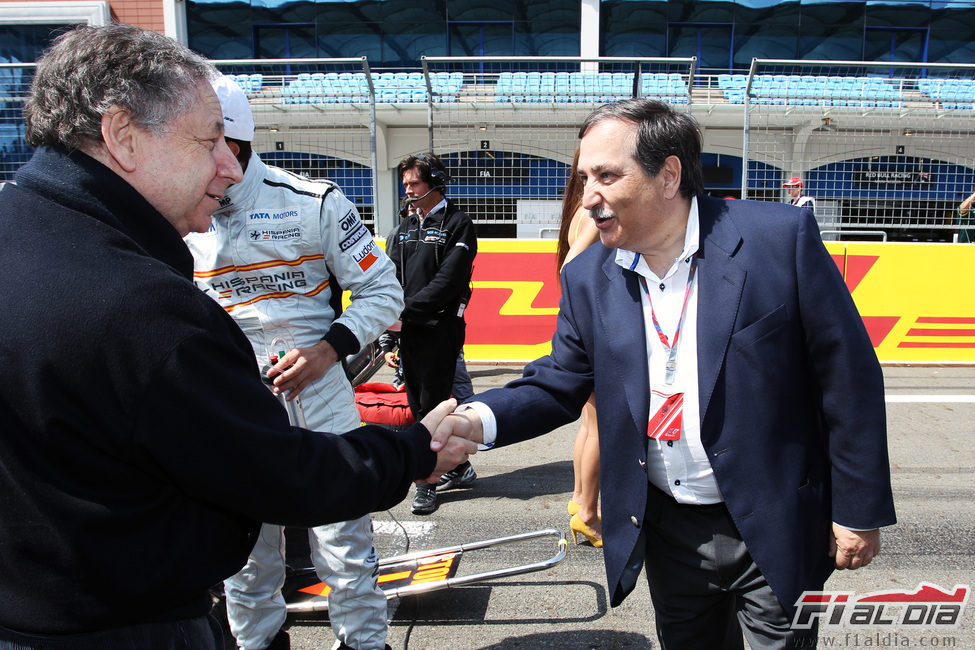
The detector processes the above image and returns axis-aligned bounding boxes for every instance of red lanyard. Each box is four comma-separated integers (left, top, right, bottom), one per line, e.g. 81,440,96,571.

638,255,697,385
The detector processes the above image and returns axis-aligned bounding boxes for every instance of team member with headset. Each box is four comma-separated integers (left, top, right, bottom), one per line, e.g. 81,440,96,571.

386,153,479,515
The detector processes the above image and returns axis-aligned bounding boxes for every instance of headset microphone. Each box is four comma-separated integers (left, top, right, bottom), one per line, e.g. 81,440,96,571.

402,185,444,206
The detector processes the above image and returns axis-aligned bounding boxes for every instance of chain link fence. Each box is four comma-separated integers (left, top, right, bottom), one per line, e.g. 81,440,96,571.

0,62,34,183
420,56,696,237
742,59,975,242
3,55,974,242
213,58,380,228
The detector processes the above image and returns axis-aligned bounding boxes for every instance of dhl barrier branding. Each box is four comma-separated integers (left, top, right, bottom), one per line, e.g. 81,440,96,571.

378,239,975,364
829,242,975,364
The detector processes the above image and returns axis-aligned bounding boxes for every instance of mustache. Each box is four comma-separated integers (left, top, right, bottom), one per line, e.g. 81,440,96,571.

589,206,613,221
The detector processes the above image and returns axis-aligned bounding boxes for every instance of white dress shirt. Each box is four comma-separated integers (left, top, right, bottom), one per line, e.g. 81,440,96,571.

465,197,722,504
620,197,721,504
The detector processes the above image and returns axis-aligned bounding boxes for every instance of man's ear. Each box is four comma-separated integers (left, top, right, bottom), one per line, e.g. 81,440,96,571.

660,155,683,200
226,139,240,157
100,106,140,173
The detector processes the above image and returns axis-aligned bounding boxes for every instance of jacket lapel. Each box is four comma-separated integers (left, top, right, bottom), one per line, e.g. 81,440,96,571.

594,253,651,436
695,196,745,440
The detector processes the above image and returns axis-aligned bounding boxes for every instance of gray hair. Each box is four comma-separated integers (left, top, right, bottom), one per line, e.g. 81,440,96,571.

24,24,217,151
579,99,705,199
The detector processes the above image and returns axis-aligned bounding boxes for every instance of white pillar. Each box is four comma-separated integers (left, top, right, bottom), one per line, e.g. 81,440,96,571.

162,0,187,44
580,0,600,61
373,123,398,238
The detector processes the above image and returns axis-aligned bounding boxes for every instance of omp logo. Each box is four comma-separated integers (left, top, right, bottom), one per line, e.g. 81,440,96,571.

339,209,360,232
792,584,969,630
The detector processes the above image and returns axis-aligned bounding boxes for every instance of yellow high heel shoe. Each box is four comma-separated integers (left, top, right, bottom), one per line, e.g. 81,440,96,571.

567,500,580,516
569,513,603,548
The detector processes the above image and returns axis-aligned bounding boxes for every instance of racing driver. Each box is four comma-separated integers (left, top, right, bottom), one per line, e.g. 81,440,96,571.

186,75,402,650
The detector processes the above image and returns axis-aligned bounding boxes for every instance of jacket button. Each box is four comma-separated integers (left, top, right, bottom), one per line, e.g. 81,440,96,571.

630,515,640,527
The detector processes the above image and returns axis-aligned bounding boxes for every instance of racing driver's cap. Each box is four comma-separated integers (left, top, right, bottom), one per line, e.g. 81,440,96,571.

210,74,255,142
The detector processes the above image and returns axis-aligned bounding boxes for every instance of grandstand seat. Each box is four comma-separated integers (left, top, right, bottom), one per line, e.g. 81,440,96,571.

447,72,463,94
726,89,745,104
247,73,263,94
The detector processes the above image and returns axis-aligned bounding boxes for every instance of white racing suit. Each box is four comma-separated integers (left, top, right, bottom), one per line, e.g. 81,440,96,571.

186,152,404,650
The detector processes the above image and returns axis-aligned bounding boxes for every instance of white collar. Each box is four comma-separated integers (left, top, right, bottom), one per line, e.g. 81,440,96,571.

615,196,701,281
417,197,447,221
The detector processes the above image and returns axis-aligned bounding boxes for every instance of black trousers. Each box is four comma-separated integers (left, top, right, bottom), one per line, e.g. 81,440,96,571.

0,616,223,650
399,317,465,421
643,483,820,650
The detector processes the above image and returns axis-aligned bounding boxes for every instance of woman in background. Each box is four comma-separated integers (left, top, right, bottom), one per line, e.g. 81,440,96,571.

556,150,602,547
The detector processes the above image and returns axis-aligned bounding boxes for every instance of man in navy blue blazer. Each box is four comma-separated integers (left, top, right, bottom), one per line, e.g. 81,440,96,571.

434,99,896,648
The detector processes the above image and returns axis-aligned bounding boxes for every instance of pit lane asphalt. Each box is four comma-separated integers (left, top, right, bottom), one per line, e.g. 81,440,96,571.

272,365,975,650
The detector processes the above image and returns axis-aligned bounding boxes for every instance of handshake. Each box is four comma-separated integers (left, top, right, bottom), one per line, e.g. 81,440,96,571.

417,399,485,483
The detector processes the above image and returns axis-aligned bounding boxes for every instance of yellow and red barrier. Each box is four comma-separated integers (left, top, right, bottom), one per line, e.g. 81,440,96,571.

828,242,975,364
378,239,975,364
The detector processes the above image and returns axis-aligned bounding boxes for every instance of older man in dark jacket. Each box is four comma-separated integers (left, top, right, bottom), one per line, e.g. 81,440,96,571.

0,24,472,649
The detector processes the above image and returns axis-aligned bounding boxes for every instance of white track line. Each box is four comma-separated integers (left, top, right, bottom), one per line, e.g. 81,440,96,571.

885,394,975,403
373,520,435,537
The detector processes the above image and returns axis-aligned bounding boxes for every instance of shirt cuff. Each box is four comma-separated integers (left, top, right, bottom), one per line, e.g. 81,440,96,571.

455,402,497,450
832,521,876,532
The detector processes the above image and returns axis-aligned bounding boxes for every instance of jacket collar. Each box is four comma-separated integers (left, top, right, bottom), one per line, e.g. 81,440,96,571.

214,150,264,217
14,145,194,279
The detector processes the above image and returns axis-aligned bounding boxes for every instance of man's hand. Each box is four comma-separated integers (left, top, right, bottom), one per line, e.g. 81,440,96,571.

267,340,339,400
830,525,881,570
418,400,480,483
383,351,400,368
429,406,483,451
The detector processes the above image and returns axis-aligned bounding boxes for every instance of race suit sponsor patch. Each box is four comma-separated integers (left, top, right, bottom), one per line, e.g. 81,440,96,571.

422,227,448,244
338,208,361,234
249,226,301,242
351,239,379,272
339,223,370,252
211,270,308,297
247,207,302,242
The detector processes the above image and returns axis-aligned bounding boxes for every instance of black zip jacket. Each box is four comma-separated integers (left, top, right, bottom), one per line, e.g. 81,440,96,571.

385,199,477,326
0,146,437,636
